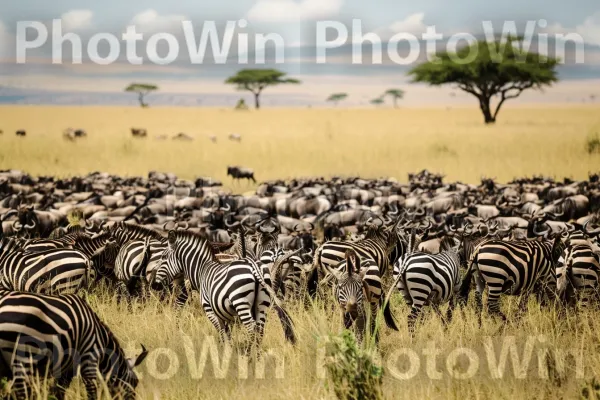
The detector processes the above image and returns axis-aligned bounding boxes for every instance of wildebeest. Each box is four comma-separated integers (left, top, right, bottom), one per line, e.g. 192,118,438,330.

228,133,242,142
131,128,147,137
173,132,193,141
227,166,256,184
16,130,26,137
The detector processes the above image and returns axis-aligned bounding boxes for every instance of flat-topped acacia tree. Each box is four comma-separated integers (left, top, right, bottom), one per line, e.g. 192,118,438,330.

225,69,300,109
408,38,558,124
125,83,158,108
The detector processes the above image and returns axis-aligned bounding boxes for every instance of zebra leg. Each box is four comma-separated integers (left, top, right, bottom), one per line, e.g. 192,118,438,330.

115,280,129,304
369,302,379,341
10,362,31,400
254,288,270,347
50,373,74,400
446,297,455,325
233,301,257,353
486,286,507,321
204,308,230,342
174,283,189,308
516,294,530,321
407,304,423,336
80,358,100,400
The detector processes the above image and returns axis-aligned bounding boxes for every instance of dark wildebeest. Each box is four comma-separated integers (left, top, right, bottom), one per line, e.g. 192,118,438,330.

227,166,256,184
131,128,147,137
16,130,26,137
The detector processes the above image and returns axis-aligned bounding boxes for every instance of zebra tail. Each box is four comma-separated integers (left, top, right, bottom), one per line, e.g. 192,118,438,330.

380,295,399,331
274,305,297,345
458,252,477,305
139,237,153,278
307,245,323,299
240,226,247,258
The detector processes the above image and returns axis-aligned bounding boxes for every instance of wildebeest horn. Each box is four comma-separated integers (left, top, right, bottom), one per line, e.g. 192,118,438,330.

1,209,17,221
12,220,22,231
179,221,189,230
583,220,600,237
533,222,551,237
24,219,36,230
220,203,231,212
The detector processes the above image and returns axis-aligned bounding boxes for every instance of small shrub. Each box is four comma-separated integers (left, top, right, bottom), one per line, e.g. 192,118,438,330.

586,133,600,155
432,144,457,157
324,330,383,400
581,377,600,399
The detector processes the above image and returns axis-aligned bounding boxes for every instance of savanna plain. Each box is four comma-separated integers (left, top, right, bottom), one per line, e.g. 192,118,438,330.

0,105,599,399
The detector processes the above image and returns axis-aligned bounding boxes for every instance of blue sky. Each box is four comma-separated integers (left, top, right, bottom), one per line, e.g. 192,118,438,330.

1,0,599,106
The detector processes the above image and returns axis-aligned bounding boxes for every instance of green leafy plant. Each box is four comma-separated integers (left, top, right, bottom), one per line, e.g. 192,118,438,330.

324,330,383,400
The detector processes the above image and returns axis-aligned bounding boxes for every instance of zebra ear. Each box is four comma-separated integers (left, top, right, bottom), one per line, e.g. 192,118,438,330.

128,344,149,368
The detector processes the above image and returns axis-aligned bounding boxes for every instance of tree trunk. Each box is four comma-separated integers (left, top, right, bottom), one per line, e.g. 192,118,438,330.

479,96,495,124
254,92,260,109
393,98,398,108
138,92,145,108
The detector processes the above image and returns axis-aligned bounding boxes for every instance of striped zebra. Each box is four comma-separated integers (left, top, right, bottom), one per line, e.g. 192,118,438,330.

150,231,297,347
0,290,147,400
391,237,462,333
20,232,83,253
0,245,92,294
324,249,398,339
557,239,600,306
309,219,403,297
108,222,165,246
459,237,564,321
260,248,307,299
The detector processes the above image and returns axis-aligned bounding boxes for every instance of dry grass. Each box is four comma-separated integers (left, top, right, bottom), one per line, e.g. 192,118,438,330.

1,105,600,399
0,106,598,191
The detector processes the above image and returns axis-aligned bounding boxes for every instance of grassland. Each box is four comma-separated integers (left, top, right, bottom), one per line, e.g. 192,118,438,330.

1,105,600,399
0,106,599,190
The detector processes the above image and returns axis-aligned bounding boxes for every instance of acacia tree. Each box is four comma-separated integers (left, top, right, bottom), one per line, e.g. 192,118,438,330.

225,69,300,109
370,98,384,107
384,89,404,108
408,38,558,124
327,93,348,106
125,83,158,108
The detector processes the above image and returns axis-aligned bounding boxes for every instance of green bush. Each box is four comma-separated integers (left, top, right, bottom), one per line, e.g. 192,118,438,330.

586,133,600,155
324,330,383,400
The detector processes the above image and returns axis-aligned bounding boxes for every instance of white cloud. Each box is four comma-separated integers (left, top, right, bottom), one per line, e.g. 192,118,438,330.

247,0,343,22
374,13,427,40
543,13,600,46
576,13,600,46
129,9,188,34
61,10,93,31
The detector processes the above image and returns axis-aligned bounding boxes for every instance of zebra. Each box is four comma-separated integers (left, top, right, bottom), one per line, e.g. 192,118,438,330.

0,290,147,400
390,237,462,334
309,218,403,297
150,230,297,347
557,240,600,306
108,222,165,247
71,232,121,283
20,232,84,253
459,236,564,321
324,249,398,339
0,245,92,294
260,247,307,299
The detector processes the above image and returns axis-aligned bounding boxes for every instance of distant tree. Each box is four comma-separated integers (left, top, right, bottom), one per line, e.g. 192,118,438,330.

125,83,158,108
326,93,349,106
235,98,249,110
408,38,558,124
225,69,300,109
384,89,404,108
370,98,384,107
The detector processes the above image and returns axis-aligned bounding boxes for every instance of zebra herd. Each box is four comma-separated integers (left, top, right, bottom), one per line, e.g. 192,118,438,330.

0,169,599,397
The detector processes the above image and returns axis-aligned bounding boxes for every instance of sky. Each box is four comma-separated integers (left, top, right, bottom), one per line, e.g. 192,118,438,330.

0,0,599,106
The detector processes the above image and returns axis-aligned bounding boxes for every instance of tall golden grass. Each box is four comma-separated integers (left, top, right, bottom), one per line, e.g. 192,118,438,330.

0,105,599,399
0,106,598,190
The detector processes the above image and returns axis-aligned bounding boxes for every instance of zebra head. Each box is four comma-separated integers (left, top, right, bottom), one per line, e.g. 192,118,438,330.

328,249,370,327
150,231,181,291
104,344,149,400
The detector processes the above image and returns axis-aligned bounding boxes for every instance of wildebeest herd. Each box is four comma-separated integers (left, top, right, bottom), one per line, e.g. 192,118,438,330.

0,168,599,398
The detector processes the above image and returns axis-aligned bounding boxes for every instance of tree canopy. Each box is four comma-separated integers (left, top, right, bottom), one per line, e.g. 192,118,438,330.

225,69,300,109
384,89,404,108
326,93,348,106
370,98,384,107
125,83,158,108
408,38,558,123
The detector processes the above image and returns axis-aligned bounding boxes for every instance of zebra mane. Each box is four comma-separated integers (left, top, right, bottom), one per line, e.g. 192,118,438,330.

112,222,164,241
170,230,217,259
